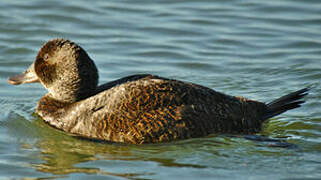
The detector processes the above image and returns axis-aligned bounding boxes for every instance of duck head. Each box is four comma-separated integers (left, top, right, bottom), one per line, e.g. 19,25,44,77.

8,39,98,103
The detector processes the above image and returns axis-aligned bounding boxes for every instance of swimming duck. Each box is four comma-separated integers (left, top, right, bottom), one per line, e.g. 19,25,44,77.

8,39,309,144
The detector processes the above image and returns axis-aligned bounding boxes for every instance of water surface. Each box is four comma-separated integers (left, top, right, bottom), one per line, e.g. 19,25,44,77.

0,0,320,179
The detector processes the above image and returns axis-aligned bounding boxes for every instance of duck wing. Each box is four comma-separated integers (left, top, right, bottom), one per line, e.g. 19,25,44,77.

65,75,266,144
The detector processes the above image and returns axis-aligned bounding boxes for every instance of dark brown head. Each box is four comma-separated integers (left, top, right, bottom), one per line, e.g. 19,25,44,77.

8,39,99,103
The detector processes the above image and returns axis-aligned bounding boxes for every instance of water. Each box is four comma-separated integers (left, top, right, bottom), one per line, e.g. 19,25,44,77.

0,0,320,179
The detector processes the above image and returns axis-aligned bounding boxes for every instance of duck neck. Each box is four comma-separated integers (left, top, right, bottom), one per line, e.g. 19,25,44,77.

36,94,74,130
46,82,97,103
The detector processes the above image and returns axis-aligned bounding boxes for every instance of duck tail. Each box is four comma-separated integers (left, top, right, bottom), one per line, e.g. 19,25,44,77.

262,88,310,120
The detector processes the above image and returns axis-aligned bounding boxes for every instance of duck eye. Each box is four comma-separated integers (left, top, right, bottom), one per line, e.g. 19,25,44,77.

43,54,49,61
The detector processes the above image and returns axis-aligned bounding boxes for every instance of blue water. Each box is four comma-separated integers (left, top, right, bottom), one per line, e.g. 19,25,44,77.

0,0,320,179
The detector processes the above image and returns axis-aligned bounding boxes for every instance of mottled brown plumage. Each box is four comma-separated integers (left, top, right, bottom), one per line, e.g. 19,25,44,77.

8,39,309,144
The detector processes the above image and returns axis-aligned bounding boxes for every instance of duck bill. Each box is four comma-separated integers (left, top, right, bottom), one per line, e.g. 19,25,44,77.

8,63,40,85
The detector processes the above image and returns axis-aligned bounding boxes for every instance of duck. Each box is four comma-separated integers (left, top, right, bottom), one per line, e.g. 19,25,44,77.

8,39,309,144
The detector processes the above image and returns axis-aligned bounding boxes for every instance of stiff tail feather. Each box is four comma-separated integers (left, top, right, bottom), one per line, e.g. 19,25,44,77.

263,88,309,120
